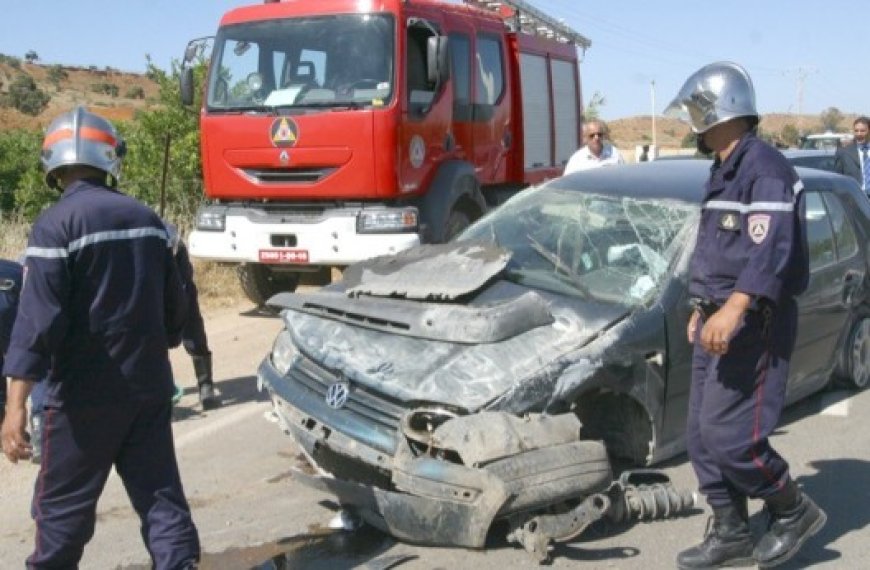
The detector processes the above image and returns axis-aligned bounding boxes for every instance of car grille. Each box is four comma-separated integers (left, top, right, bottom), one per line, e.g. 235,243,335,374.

291,354,406,435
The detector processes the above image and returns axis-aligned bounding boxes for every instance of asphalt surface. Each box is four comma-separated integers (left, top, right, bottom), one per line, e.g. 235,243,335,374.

1,301,869,569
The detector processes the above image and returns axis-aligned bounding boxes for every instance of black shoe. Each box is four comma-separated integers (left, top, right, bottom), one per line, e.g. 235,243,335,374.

754,490,826,568
198,383,221,410
677,503,754,569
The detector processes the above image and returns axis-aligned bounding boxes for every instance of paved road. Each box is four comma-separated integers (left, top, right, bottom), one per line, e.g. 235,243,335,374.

1,302,869,569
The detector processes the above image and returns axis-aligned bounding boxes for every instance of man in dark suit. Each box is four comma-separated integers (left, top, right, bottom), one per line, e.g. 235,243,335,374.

834,116,870,194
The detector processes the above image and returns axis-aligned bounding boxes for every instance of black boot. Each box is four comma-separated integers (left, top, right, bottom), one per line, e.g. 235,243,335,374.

677,500,754,569
192,353,221,410
754,481,826,568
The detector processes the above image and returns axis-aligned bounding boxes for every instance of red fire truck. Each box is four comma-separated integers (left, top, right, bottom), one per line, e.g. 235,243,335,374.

180,0,590,305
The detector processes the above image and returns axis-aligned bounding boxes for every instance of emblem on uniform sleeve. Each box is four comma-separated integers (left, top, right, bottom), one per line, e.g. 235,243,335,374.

748,214,771,244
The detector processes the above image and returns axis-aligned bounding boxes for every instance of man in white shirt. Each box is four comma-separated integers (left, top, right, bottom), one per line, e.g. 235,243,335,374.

564,120,625,174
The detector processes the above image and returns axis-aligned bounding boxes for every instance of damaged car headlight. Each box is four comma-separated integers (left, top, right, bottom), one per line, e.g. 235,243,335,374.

270,329,300,375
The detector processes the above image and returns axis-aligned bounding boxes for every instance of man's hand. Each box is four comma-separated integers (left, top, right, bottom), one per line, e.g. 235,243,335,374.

1,404,31,463
687,309,700,343
700,292,752,355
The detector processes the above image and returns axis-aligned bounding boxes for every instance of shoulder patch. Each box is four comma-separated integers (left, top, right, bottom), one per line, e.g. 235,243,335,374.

748,213,771,244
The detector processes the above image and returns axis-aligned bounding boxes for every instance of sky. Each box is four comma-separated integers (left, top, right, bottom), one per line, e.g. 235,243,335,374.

0,0,864,121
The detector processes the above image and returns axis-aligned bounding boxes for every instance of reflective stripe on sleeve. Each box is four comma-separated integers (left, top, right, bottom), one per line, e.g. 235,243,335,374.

25,227,170,260
704,200,794,213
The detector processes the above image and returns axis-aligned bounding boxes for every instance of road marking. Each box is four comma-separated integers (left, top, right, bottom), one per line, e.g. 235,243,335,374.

174,402,270,450
819,392,851,416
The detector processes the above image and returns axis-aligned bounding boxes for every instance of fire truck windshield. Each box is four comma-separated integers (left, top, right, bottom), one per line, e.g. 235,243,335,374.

207,14,395,111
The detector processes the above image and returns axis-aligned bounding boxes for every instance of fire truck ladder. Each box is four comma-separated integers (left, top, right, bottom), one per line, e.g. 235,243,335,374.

463,0,591,50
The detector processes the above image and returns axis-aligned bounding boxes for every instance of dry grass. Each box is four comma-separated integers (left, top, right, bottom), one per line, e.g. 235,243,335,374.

0,214,28,260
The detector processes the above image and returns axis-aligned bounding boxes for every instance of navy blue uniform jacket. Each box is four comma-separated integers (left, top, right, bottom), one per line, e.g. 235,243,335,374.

2,179,188,406
689,132,809,305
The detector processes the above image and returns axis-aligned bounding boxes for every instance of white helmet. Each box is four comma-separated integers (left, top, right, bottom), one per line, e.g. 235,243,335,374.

40,106,126,189
663,61,758,134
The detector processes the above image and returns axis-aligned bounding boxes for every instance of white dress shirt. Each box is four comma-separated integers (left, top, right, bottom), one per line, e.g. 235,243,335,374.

564,143,625,174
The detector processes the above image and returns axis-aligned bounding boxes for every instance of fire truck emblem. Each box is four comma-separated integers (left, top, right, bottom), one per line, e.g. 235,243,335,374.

409,135,425,169
271,117,298,148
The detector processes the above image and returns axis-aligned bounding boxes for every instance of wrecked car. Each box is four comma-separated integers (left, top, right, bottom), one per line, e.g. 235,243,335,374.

257,160,870,557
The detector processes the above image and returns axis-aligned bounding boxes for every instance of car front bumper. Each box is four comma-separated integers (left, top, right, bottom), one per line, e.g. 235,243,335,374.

257,356,615,548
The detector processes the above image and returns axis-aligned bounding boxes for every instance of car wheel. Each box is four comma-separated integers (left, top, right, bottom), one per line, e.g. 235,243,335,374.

237,263,299,307
845,316,870,390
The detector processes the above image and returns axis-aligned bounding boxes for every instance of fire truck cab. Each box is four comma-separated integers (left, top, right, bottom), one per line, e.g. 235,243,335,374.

181,0,590,305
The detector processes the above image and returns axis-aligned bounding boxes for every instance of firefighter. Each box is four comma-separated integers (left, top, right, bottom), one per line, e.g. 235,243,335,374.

0,107,201,569
0,258,24,424
164,222,221,410
664,62,826,569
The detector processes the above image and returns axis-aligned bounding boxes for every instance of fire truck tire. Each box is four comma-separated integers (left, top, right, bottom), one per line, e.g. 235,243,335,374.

445,210,472,241
237,263,299,307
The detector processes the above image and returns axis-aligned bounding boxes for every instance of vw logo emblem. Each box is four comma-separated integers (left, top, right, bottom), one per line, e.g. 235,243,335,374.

279,150,289,164
325,381,350,409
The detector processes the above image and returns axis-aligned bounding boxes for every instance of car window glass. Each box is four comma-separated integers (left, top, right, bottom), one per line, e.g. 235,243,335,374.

804,191,836,271
458,187,696,306
449,33,472,122
822,193,859,260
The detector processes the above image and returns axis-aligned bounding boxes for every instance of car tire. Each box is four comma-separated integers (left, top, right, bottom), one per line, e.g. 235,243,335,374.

483,440,612,515
237,263,299,307
843,315,870,390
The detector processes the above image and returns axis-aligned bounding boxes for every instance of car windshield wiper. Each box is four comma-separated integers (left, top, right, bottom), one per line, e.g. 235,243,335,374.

291,101,364,110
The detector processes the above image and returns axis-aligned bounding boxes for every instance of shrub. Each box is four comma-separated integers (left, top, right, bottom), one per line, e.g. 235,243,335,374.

125,85,146,99
0,74,51,116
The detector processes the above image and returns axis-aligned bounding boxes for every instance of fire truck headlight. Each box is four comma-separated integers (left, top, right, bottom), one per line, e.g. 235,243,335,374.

357,208,419,234
196,207,227,232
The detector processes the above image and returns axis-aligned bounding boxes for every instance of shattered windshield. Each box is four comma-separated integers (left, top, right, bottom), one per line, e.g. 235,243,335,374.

459,187,698,306
208,14,394,111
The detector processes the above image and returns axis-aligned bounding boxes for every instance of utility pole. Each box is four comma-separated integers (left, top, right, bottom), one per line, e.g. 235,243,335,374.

784,66,817,135
650,79,657,154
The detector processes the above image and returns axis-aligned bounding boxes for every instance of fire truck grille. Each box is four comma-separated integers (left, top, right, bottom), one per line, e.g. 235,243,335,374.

243,167,336,184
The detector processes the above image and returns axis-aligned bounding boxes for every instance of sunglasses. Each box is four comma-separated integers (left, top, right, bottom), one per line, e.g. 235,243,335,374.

587,132,604,139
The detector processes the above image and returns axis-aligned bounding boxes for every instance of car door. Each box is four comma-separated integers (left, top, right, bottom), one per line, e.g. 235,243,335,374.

791,190,860,396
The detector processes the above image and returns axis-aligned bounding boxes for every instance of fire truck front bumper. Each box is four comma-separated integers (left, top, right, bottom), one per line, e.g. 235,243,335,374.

187,204,421,265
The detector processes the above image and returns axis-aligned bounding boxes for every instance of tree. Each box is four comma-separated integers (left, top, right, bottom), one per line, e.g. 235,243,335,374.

0,129,48,216
0,74,50,116
584,91,606,121
780,124,800,147
118,56,206,217
819,107,844,132
24,50,39,64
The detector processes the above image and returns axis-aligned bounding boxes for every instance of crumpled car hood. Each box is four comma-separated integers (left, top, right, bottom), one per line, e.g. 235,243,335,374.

277,280,628,411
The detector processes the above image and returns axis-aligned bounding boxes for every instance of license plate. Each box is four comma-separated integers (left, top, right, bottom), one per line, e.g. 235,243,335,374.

258,249,309,263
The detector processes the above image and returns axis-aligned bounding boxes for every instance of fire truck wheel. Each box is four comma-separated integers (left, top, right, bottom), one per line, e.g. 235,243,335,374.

445,210,472,241
237,263,299,307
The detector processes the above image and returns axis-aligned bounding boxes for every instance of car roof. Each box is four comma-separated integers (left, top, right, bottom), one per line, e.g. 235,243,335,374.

546,160,851,204
780,148,835,159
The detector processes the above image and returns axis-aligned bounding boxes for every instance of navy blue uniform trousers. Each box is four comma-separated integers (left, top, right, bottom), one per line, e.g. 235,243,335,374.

687,299,797,508
29,399,199,569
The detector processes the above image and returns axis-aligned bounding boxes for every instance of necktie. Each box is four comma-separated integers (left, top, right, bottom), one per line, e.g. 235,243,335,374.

862,145,870,192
